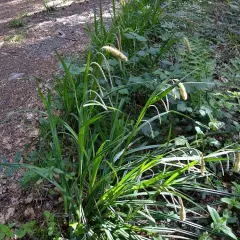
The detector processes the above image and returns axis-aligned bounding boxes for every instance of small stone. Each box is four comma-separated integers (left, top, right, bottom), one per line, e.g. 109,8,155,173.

29,128,39,138
2,136,10,144
5,143,12,150
9,183,18,190
11,197,19,204
26,113,34,121
36,179,43,185
0,213,5,224
8,72,25,81
24,207,35,218
5,208,15,221
25,193,33,204
56,30,66,38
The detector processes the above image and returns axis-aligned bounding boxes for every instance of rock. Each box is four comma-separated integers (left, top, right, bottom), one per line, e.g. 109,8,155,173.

56,30,66,38
26,113,35,122
5,208,15,221
24,207,35,218
0,186,6,194
2,136,10,144
29,128,39,138
36,179,43,185
9,183,18,190
4,143,12,150
2,187,6,194
0,213,5,224
11,197,19,204
8,73,25,81
25,193,33,204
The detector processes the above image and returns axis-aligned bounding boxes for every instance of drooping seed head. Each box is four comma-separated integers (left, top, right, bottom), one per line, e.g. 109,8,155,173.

102,46,128,62
178,82,188,100
178,197,186,221
183,37,191,53
200,153,205,176
234,152,240,173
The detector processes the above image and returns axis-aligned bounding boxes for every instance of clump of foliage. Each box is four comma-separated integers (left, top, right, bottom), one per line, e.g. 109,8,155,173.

43,0,56,12
9,18,24,28
0,221,35,239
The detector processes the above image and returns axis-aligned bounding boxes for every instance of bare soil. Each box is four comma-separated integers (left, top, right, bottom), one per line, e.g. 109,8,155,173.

0,0,111,227
0,0,112,159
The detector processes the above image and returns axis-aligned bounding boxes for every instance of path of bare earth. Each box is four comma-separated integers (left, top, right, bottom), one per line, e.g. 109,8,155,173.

0,0,112,160
0,0,112,226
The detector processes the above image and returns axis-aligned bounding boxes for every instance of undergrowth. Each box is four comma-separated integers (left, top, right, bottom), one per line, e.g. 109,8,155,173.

0,0,240,239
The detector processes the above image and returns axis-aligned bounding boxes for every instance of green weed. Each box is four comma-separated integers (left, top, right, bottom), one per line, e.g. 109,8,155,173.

4,33,25,43
9,18,24,28
0,221,35,239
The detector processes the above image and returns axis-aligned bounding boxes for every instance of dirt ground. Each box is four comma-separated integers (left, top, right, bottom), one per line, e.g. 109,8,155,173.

0,0,111,227
0,0,112,160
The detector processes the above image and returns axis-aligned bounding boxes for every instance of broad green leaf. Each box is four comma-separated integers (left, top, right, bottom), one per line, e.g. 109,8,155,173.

15,228,26,238
177,102,187,112
0,232,5,240
221,197,233,205
222,226,237,240
118,88,129,95
136,35,147,42
174,136,188,146
195,126,204,135
207,206,220,224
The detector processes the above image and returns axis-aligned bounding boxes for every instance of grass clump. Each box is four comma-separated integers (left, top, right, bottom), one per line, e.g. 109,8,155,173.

9,18,24,28
4,33,25,43
27,52,238,239
43,0,56,12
